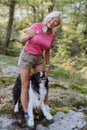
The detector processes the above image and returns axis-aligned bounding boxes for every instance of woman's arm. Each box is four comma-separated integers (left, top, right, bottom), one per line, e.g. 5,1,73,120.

20,30,39,44
20,33,31,44
44,49,50,76
45,49,50,65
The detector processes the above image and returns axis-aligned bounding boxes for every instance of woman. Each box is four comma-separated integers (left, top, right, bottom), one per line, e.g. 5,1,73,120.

18,11,62,126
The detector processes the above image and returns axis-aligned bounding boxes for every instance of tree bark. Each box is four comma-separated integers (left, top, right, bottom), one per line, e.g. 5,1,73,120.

4,0,16,48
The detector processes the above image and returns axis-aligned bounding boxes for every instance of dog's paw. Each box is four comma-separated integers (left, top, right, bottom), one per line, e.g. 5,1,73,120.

27,118,35,130
14,107,19,113
45,112,53,121
14,102,19,113
45,105,51,113
45,113,54,123
46,118,54,124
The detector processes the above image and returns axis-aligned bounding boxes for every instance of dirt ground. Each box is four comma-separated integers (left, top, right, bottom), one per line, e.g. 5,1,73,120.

0,84,60,112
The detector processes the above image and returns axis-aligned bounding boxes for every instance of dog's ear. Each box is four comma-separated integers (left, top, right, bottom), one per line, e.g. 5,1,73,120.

40,71,45,78
31,74,40,94
34,71,45,79
40,71,43,77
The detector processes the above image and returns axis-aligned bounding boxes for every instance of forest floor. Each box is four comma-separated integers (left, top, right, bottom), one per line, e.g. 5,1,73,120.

0,53,87,122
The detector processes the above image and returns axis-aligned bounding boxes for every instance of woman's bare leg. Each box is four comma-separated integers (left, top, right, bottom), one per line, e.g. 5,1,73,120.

19,67,30,112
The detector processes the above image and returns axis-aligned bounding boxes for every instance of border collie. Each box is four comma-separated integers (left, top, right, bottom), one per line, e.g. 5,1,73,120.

13,71,53,129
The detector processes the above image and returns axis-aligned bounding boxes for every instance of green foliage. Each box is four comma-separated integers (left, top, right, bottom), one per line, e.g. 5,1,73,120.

50,63,87,87
5,47,21,57
0,54,18,67
69,71,87,86
51,66,71,79
70,84,87,95
1,0,87,54
51,43,70,65
0,0,87,88
56,44,70,61
72,56,87,69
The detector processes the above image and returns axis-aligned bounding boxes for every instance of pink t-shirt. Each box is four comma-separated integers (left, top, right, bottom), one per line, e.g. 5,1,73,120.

23,23,55,55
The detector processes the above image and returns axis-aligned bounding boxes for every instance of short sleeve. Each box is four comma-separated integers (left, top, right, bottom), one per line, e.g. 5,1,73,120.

26,23,38,34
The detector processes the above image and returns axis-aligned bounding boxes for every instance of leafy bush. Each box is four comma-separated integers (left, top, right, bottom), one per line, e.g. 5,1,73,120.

51,66,71,79
5,47,21,57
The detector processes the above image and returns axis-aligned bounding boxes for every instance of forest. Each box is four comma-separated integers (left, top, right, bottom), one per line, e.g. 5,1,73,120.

0,0,87,129
0,0,87,84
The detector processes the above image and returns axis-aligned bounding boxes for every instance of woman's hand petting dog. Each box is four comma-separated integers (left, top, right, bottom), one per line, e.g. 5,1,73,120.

45,67,50,77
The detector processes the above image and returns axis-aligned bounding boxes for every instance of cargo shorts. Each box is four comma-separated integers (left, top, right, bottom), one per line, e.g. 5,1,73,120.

18,50,44,68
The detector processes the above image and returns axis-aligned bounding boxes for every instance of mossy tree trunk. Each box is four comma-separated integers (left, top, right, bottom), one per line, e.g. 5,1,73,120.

4,0,16,48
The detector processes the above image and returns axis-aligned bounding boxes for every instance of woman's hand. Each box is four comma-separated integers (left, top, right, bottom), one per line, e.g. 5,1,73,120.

20,30,39,44
45,67,50,77
28,30,39,38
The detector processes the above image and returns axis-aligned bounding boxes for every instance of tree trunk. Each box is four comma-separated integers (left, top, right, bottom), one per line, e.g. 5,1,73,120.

48,0,54,13
4,0,16,48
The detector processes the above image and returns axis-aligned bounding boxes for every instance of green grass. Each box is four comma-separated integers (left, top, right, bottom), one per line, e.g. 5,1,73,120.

50,65,87,87
70,84,87,95
0,76,16,87
51,66,71,79
0,54,18,77
0,54,87,88
0,54,18,66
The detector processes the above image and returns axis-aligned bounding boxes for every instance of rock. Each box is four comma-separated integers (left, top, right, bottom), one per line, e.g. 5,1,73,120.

2,66,19,77
37,110,86,130
0,110,86,130
48,76,55,82
0,116,16,129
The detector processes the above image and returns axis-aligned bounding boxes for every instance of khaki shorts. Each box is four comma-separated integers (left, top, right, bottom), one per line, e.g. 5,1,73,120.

18,50,44,68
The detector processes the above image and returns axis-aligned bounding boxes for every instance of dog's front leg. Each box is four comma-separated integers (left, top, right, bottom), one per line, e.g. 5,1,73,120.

14,101,19,113
41,102,53,123
27,102,35,129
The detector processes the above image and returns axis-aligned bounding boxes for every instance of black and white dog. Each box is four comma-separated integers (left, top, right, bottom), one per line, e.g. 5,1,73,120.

13,71,53,129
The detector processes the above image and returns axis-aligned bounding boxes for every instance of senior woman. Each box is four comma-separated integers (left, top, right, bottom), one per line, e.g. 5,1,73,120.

18,11,62,127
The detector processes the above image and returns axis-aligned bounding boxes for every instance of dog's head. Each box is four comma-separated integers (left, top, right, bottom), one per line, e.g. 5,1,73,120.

30,71,48,94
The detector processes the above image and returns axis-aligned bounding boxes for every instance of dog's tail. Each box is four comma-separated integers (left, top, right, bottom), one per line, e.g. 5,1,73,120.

13,74,21,104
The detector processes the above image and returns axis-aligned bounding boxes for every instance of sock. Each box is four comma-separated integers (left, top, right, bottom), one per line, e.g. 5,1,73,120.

24,112,28,115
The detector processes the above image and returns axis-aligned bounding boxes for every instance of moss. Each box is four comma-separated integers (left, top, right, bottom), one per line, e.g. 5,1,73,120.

0,105,7,111
0,76,15,87
51,106,78,115
69,84,87,95
51,107,70,115
0,106,14,117
0,106,7,116
49,82,66,89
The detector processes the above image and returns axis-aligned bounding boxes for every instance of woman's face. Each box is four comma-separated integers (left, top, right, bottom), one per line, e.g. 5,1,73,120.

46,16,60,29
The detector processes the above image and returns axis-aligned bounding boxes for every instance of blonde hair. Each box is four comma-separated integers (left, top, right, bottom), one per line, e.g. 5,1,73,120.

44,11,62,24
